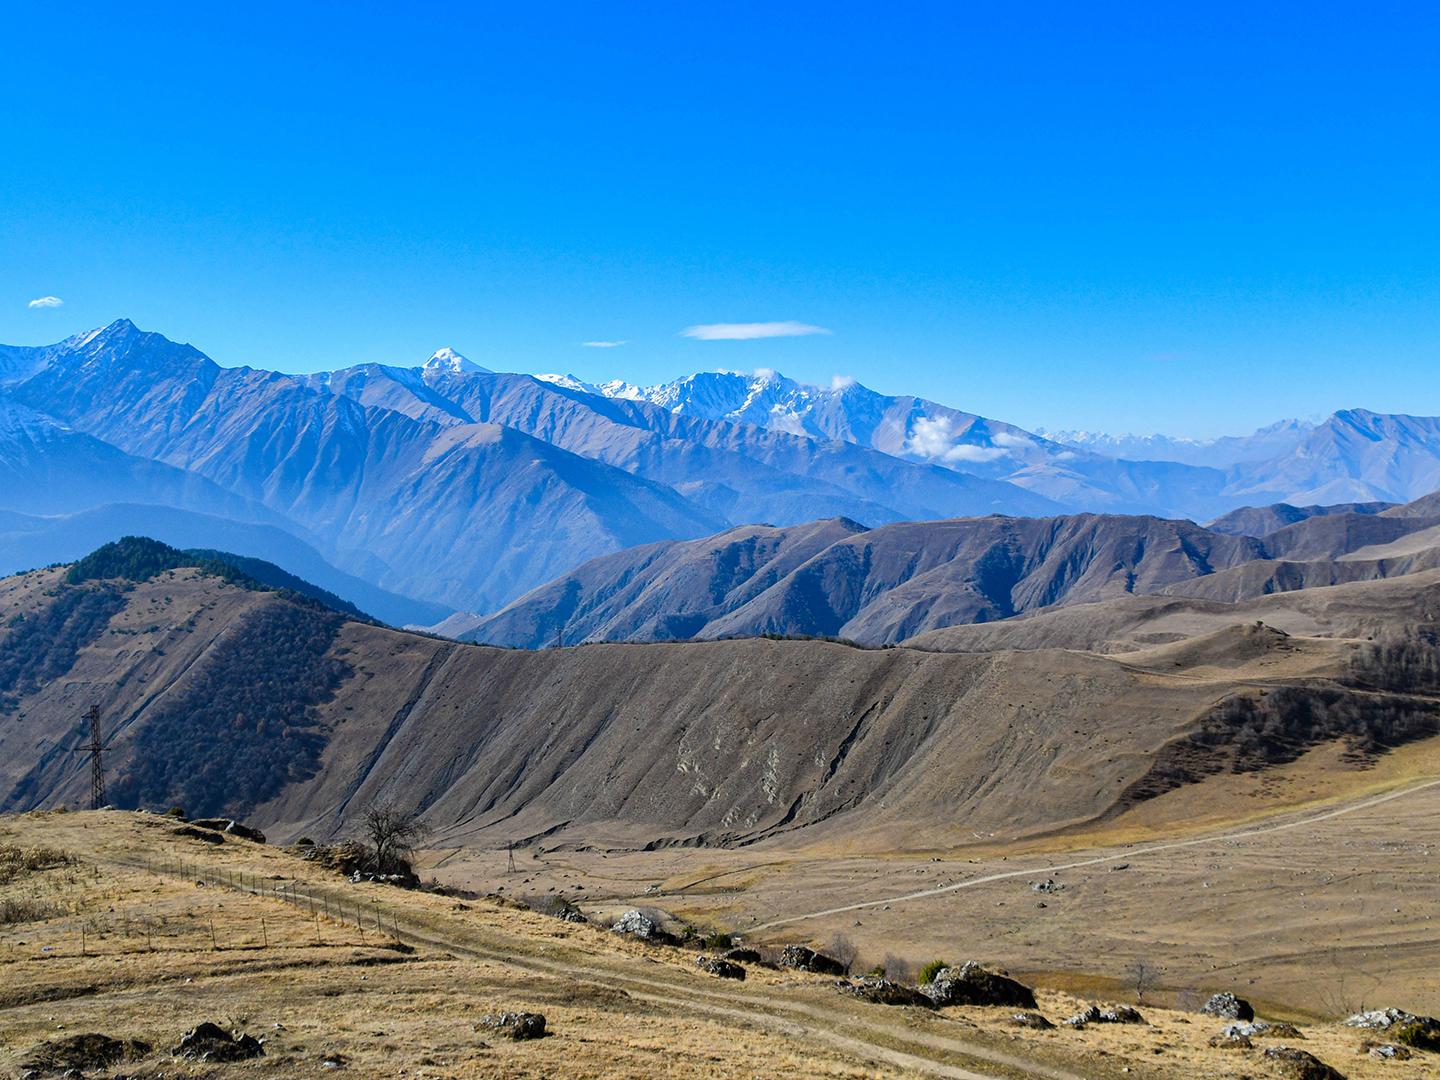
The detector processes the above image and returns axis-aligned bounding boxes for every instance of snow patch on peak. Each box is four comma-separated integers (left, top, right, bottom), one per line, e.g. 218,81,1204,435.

535,372,599,394
423,347,489,375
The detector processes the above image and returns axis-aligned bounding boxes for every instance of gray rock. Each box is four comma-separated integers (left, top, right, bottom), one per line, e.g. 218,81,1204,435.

174,1022,264,1061
611,909,678,945
1261,1046,1346,1080
922,962,1037,1009
188,818,266,843
696,956,746,981
1009,1012,1055,1030
840,977,934,1008
721,947,762,964
778,945,846,976
477,1012,546,1041
1224,1020,1304,1039
1344,1008,1440,1051
1368,1044,1412,1061
1064,1004,1145,1028
1201,992,1255,1021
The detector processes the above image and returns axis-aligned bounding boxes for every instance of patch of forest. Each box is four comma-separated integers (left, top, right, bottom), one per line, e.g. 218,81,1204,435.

0,586,126,713
107,599,352,817
1115,631,1440,811
66,536,371,620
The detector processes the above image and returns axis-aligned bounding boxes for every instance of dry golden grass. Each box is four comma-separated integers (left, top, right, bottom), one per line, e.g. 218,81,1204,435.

2,810,1437,1079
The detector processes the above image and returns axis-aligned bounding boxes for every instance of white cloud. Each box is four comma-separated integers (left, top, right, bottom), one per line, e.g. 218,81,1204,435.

27,296,63,309
753,367,777,380
991,430,1035,449
906,415,1009,464
581,340,627,348
943,444,1008,463
681,320,832,341
831,374,857,390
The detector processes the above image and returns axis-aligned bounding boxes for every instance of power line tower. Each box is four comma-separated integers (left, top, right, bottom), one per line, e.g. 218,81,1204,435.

70,705,107,810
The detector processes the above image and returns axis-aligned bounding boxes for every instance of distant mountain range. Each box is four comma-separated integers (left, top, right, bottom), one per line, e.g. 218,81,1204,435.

4,319,1440,627
456,495,1440,647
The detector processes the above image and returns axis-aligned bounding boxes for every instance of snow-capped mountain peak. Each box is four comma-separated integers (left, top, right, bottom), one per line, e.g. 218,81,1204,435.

423,347,489,375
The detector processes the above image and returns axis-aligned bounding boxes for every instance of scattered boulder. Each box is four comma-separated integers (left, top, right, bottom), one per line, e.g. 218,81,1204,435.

1224,1020,1304,1040
696,956,746,981
1064,1004,1146,1028
722,947,762,964
922,963,1036,1009
1030,878,1064,894
1209,1032,1253,1050
1201,992,1255,1021
172,825,224,844
1368,1043,1412,1061
1262,1046,1346,1080
477,1012,547,1041
299,840,369,876
1345,1008,1440,1051
19,1033,151,1075
174,1022,265,1061
778,945,847,976
611,909,679,946
1010,1012,1055,1030
188,818,266,843
840,977,935,1008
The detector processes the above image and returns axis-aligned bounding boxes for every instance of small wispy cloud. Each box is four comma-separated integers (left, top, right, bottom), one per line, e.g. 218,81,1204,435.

681,320,832,341
831,374,857,390
582,340,627,348
27,296,63,309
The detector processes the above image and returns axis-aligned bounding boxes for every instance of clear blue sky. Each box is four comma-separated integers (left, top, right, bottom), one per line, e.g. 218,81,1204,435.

3,2,1437,438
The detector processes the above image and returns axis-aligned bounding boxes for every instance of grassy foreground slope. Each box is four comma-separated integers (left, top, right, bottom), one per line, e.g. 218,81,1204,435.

2,809,1436,1080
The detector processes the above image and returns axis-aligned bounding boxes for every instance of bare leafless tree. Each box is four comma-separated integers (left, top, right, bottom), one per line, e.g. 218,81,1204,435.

360,801,426,874
1130,958,1161,1004
828,932,858,975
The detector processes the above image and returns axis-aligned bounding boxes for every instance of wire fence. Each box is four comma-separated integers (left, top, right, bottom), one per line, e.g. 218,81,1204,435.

136,852,408,946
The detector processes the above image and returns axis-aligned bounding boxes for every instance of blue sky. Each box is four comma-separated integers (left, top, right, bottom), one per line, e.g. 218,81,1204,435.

3,2,1437,438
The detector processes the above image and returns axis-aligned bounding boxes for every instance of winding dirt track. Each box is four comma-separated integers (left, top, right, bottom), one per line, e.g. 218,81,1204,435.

108,851,1085,1080
752,776,1440,932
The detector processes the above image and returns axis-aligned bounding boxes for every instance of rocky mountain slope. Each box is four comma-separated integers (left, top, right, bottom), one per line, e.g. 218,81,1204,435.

3,321,1056,613
1207,499,1395,537
456,495,1440,648
2,540,1436,854
9,319,1440,625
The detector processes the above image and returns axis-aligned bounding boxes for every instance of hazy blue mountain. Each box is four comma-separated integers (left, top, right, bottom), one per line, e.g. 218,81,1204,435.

1045,419,1315,468
1208,500,1395,537
581,369,1236,517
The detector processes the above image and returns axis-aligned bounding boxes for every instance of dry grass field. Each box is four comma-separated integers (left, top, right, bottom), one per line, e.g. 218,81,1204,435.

4,809,1436,1079
429,736,1440,1024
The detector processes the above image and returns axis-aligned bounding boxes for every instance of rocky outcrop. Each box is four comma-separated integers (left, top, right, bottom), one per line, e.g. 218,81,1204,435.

1261,1047,1346,1080
1064,1004,1145,1028
19,1034,151,1075
696,956,746,981
174,1022,264,1061
189,818,267,843
611,910,678,946
1009,1012,1055,1030
1200,992,1254,1021
840,977,934,1008
478,1012,546,1040
1223,1020,1303,1040
922,963,1036,1009
721,947,762,964
1344,1008,1440,1051
778,945,847,976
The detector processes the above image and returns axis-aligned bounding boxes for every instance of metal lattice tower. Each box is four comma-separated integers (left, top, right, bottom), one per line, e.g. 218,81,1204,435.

72,705,106,810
